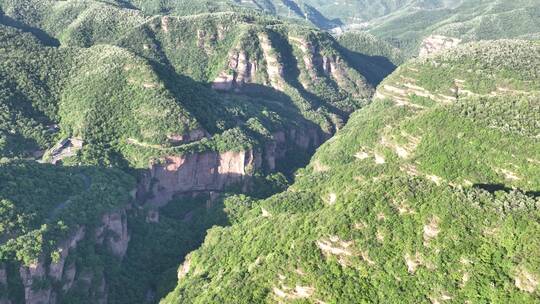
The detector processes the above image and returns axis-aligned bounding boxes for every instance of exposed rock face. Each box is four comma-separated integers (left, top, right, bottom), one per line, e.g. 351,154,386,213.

62,262,77,291
10,209,130,303
95,209,130,258
289,36,370,98
258,33,285,90
264,128,323,171
0,264,9,304
49,227,85,281
138,123,325,206
177,257,191,281
161,16,170,33
142,150,261,206
167,128,208,144
419,35,461,57
96,277,107,304
146,209,160,223
212,50,258,92
0,264,6,286
19,263,52,304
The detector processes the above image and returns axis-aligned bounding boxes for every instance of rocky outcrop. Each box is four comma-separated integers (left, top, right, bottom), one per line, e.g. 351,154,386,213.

161,16,170,33
212,50,258,92
146,209,160,223
49,227,85,281
62,262,77,292
0,264,6,286
419,35,461,57
289,36,320,87
323,54,368,95
95,209,130,259
139,124,325,206
289,36,370,98
167,128,208,145
0,264,9,304
4,206,132,304
258,33,285,90
264,128,323,171
19,263,51,304
141,150,261,206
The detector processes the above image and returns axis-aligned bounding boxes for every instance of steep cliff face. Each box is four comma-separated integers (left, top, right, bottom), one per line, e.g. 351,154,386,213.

48,227,86,282
0,264,6,288
138,124,324,206
167,129,208,145
0,264,9,304
263,128,324,171
141,150,261,206
17,228,86,304
7,209,131,304
95,209,130,259
19,263,51,304
212,50,258,92
288,35,373,99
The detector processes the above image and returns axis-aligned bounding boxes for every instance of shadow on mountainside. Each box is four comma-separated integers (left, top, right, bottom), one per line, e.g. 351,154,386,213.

109,165,294,303
107,191,231,304
473,183,540,198
0,12,60,47
338,46,397,86
147,58,337,142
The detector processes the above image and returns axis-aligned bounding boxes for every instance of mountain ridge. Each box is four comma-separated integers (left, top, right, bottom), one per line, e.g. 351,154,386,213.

161,39,540,303
0,1,539,304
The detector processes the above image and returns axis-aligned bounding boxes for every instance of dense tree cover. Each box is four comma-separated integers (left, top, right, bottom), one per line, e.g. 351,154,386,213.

0,2,380,303
105,194,229,304
337,31,404,66
366,0,540,55
337,31,403,85
0,1,379,168
117,0,339,29
0,160,134,266
0,22,69,157
0,160,134,303
1,1,539,303
162,40,540,303
110,0,540,57
98,174,289,304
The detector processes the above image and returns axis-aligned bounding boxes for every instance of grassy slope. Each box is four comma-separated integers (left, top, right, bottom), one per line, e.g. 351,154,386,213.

162,40,540,303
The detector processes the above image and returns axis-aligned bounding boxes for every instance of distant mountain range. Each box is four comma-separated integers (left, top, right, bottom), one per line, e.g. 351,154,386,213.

114,0,540,54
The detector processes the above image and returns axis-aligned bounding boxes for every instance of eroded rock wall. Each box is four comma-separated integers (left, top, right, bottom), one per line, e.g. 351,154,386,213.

0,264,11,304
138,123,325,206
141,150,261,206
95,209,130,259
212,50,258,92
7,208,130,304
19,263,51,304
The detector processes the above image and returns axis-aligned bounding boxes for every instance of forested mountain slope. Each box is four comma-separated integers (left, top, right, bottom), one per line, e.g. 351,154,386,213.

366,0,540,54
0,1,394,303
114,0,540,56
162,40,540,303
0,160,135,303
0,0,389,170
1,1,539,304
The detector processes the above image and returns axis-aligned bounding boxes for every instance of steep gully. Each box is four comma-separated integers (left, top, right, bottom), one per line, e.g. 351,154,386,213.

3,34,378,304
1,126,326,304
